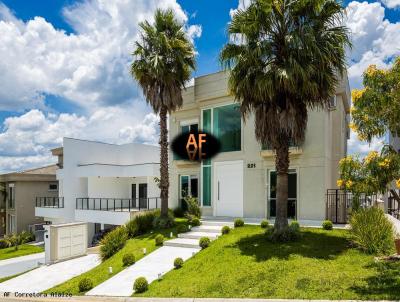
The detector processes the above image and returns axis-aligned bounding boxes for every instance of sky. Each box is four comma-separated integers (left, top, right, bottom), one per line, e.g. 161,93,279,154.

0,0,399,173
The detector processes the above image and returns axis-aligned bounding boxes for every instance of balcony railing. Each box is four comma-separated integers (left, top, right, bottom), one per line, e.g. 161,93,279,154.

76,197,160,212
36,197,64,208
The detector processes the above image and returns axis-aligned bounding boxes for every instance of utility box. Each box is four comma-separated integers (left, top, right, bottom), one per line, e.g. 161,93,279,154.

44,222,88,264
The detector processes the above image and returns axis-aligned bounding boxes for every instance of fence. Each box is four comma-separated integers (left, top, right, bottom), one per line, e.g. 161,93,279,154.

76,197,160,212
35,197,64,208
326,189,378,223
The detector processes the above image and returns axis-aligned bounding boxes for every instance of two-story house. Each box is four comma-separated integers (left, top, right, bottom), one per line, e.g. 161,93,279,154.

168,71,350,221
0,165,58,235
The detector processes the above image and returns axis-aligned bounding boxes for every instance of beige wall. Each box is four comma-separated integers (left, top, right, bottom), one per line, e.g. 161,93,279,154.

5,181,58,234
169,71,349,221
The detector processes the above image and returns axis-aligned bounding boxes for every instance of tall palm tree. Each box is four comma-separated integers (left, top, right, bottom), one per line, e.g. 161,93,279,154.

131,9,196,218
221,0,350,234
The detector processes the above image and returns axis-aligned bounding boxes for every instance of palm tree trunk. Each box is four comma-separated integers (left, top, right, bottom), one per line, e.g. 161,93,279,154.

274,140,289,231
159,105,169,218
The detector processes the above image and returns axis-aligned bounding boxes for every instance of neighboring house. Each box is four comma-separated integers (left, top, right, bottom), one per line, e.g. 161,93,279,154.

35,138,161,244
0,183,6,236
0,165,58,235
168,71,351,221
389,133,400,153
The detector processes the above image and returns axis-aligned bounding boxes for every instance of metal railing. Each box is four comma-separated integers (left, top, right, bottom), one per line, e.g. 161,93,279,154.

388,190,400,219
325,189,378,223
36,197,64,208
76,197,160,212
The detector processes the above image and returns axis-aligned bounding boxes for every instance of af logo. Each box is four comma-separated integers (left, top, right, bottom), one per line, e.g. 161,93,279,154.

171,131,220,161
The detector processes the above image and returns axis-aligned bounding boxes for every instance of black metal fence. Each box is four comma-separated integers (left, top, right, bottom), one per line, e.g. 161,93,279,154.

326,189,378,223
36,197,64,208
76,197,160,212
388,190,400,219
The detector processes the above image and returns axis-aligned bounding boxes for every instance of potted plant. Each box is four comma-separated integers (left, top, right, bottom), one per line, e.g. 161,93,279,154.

395,234,400,255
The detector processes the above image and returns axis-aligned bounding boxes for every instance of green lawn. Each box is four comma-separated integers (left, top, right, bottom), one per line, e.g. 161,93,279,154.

0,244,43,260
45,219,188,295
137,226,400,300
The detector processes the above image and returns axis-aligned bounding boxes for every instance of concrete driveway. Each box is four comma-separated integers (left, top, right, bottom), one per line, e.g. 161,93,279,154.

0,254,100,293
0,252,45,279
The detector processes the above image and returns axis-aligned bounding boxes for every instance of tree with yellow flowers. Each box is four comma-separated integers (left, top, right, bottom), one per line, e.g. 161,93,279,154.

339,57,400,206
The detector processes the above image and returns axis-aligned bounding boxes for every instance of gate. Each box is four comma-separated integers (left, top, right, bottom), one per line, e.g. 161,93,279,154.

326,189,378,223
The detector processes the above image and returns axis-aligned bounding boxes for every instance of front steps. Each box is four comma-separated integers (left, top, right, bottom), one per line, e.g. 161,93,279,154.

165,220,231,249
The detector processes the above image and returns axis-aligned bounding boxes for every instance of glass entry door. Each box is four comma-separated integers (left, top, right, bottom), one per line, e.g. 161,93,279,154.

180,175,198,210
268,170,297,219
139,183,147,209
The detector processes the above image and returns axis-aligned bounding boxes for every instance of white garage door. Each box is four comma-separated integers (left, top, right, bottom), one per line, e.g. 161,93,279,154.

214,160,243,217
57,225,86,260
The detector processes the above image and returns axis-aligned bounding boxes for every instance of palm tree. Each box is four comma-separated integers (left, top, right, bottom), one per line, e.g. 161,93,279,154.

221,0,350,234
131,9,196,218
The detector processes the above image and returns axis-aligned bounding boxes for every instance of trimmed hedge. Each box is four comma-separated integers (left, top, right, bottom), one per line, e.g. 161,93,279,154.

100,226,128,260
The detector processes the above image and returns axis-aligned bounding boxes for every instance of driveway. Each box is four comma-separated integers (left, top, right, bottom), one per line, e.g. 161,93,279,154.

0,254,100,292
0,252,45,278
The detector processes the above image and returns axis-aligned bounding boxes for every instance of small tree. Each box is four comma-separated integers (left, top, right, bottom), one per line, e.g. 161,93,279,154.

3,231,30,251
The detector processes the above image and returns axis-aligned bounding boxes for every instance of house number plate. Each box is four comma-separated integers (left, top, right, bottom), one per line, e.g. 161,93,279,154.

247,163,256,168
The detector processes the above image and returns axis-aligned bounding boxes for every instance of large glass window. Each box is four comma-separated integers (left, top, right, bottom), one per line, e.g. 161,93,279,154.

8,185,15,209
180,175,199,210
269,170,297,219
202,165,211,206
213,104,241,152
174,122,198,160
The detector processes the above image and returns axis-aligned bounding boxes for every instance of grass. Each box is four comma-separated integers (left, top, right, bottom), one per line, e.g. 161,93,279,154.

0,244,43,260
44,219,188,296
137,226,400,300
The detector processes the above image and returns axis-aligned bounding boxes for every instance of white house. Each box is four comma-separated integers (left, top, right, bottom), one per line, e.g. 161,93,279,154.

35,138,161,243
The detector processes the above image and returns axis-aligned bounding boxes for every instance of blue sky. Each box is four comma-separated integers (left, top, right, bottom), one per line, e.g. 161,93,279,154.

0,0,399,172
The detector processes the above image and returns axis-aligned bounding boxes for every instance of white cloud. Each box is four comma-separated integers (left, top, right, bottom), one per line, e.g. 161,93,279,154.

0,108,160,173
346,1,400,88
380,0,400,8
0,0,200,111
347,130,385,157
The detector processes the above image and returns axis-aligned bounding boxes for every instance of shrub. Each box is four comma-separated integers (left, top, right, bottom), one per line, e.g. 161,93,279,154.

78,277,93,292
174,257,184,269
221,226,230,235
133,277,148,293
153,212,175,229
173,207,185,218
234,218,244,228
322,220,333,230
184,195,201,218
122,253,135,266
125,219,138,238
190,217,201,227
155,234,164,246
260,220,269,228
199,237,211,249
350,207,394,255
100,226,128,260
176,224,189,233
289,220,300,232
0,239,8,249
135,210,158,234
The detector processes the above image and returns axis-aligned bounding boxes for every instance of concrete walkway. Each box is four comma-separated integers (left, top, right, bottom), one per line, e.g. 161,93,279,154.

87,221,226,297
0,254,100,292
0,252,44,278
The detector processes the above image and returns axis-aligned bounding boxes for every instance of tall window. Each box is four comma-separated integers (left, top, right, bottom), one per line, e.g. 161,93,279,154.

173,122,198,160
8,185,15,209
268,170,297,219
212,104,241,152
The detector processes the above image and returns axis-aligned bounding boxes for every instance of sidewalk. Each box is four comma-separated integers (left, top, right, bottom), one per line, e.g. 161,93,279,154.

0,252,44,278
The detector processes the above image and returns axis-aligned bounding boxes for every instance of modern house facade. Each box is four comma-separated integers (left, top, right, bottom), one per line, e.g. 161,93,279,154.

0,165,58,236
35,138,161,244
169,71,351,221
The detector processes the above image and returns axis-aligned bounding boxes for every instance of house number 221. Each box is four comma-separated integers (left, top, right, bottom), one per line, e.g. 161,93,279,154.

247,163,256,168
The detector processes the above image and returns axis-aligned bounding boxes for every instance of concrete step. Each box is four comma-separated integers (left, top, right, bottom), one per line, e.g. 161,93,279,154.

164,238,201,249
178,231,219,240
201,220,234,227
191,225,223,233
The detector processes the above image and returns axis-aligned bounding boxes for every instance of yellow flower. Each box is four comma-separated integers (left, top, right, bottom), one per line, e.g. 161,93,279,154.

346,180,353,189
357,133,367,141
350,107,356,114
337,179,345,188
366,65,378,76
365,151,378,164
378,158,391,168
351,88,366,102
396,179,400,189
349,122,358,131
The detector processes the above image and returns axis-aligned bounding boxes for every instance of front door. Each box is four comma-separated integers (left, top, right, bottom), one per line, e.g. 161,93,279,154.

139,183,147,209
214,160,243,217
